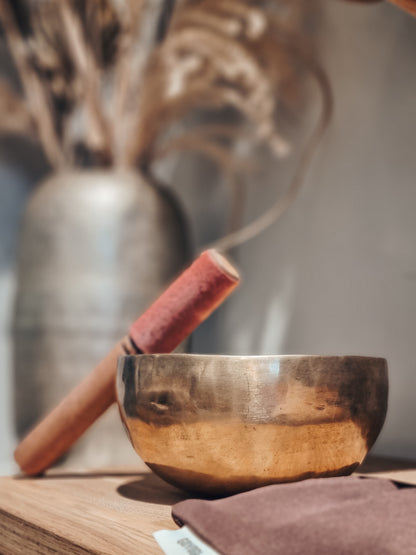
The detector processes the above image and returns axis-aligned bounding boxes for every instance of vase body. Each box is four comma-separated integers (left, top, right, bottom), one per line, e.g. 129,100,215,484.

13,169,190,469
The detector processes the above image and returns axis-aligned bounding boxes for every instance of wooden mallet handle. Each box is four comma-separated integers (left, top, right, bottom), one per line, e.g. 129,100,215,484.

388,0,416,15
345,0,416,16
14,249,240,476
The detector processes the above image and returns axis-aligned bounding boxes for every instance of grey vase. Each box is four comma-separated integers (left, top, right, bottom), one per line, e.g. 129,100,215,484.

13,169,191,469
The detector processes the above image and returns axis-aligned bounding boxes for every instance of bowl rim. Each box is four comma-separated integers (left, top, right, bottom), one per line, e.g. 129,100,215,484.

119,353,387,363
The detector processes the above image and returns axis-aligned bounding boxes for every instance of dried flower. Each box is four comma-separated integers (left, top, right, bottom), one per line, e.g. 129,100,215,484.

0,0,332,245
0,0,321,170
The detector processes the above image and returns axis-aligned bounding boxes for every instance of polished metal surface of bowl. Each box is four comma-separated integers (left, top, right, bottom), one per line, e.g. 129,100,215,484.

116,354,388,496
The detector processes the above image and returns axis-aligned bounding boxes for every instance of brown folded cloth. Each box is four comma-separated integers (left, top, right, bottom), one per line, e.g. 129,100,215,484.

172,477,416,555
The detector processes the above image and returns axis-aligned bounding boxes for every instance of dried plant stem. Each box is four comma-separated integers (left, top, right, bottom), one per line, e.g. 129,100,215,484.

208,46,333,253
156,123,256,235
156,0,177,41
59,2,111,161
227,174,247,234
158,134,244,174
115,0,177,166
154,124,252,170
0,80,34,136
0,1,64,167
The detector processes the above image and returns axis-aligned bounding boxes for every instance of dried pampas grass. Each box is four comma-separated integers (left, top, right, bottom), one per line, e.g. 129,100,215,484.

124,0,319,172
0,0,325,166
0,0,331,245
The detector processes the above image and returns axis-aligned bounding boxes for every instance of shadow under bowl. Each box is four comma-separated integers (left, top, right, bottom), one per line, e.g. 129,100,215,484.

116,354,388,496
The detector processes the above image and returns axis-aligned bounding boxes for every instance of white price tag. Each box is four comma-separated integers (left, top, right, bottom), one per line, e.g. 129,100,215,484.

154,525,221,555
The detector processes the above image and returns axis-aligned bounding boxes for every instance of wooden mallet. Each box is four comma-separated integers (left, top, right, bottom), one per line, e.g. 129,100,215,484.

386,0,416,14
345,0,416,16
14,249,240,476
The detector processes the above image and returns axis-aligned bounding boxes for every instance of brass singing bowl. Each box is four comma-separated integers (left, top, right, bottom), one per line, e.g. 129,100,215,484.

116,354,388,496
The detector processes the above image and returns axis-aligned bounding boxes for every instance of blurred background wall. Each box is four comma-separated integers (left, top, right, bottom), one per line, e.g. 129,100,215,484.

1,1,416,473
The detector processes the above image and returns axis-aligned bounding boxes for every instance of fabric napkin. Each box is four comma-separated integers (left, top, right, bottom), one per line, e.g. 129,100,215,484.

172,476,416,555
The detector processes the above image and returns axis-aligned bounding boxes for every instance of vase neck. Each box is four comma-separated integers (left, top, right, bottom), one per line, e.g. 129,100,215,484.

73,142,112,169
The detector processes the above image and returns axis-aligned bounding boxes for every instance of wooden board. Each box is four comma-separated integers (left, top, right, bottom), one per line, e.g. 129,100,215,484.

0,460,188,555
1,456,416,555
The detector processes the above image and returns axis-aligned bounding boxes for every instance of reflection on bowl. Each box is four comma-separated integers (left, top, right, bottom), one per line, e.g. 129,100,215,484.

116,354,388,496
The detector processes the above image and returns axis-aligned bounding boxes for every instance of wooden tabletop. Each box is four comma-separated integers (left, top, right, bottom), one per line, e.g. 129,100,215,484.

0,459,188,555
1,456,416,555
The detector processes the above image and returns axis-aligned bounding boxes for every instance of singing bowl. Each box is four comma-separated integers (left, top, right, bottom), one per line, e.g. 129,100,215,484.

116,354,388,496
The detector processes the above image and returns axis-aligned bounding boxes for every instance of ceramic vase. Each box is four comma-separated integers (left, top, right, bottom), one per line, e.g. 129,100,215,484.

13,169,190,468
